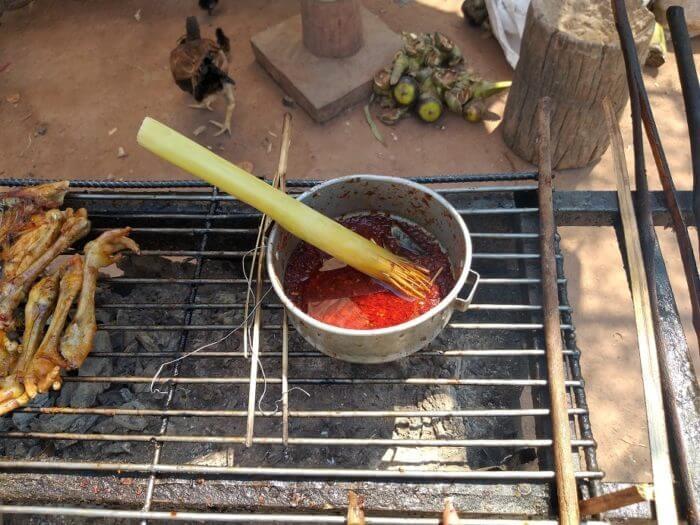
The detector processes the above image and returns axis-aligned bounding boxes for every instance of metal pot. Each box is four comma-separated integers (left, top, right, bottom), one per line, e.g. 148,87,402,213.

266,175,478,363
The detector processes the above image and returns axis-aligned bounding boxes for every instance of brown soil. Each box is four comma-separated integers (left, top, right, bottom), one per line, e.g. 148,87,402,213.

1,0,699,484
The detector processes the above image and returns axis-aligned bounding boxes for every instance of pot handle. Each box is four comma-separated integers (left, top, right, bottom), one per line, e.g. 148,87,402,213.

454,269,480,312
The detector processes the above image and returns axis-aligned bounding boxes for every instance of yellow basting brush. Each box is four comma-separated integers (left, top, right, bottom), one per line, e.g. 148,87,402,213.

137,117,432,299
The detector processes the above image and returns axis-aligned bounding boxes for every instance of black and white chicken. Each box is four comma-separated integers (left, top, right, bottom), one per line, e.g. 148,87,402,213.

170,16,235,136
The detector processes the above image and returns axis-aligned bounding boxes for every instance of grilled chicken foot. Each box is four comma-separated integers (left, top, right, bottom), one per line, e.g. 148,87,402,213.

2,209,65,280
0,270,61,415
14,270,62,378
24,255,83,398
60,228,139,369
0,209,89,331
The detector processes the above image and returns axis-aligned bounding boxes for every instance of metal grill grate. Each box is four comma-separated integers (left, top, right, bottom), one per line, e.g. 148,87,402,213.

0,176,604,524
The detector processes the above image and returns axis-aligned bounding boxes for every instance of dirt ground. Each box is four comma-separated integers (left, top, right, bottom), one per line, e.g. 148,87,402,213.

1,0,699,484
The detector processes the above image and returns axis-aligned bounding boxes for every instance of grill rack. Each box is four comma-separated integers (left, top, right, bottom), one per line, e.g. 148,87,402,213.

0,175,606,524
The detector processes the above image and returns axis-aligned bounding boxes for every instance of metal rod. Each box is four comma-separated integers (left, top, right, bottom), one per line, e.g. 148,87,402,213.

536,98,580,525
139,188,220,519
607,97,679,523
282,309,289,445
96,322,575,331
60,376,584,387
12,406,588,418
611,0,700,353
0,460,603,480
0,506,608,524
667,6,700,244
0,432,596,448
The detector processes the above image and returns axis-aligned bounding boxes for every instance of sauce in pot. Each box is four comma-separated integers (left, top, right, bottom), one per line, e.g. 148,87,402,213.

283,213,454,330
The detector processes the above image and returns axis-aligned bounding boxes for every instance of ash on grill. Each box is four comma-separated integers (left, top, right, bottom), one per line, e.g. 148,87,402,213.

0,249,533,471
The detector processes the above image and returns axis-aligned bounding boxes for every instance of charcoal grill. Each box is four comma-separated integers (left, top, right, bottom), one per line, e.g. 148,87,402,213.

0,173,696,524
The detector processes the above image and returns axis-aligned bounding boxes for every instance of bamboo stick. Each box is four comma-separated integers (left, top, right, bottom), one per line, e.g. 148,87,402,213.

604,99,679,524
611,0,700,353
579,485,653,516
137,118,431,299
536,97,580,525
245,113,292,448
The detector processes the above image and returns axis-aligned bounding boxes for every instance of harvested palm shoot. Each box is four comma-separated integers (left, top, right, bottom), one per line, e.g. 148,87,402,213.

137,117,434,299
371,31,510,124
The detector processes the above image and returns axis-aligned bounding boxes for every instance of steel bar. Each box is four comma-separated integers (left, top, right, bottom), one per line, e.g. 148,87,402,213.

139,187,220,519
0,433,596,448
85,349,578,358
667,6,700,243
0,172,540,188
612,0,700,352
60,376,584,387
102,277,567,286
0,460,603,479
12,406,587,418
609,98,679,523
536,98,580,525
0,506,608,524
96,323,575,331
282,309,289,445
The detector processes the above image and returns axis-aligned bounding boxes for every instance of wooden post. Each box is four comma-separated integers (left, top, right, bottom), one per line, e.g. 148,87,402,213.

537,98,580,525
502,0,654,169
301,0,363,58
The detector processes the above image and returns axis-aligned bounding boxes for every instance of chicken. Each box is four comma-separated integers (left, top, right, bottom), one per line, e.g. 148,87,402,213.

60,228,139,369
23,255,83,398
199,0,218,16
170,16,235,136
0,208,89,333
0,181,69,249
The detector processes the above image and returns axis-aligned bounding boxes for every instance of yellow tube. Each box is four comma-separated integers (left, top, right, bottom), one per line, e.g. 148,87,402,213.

136,118,429,295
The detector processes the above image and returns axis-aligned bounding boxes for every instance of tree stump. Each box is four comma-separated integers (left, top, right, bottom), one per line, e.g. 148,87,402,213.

301,0,364,58
502,0,655,169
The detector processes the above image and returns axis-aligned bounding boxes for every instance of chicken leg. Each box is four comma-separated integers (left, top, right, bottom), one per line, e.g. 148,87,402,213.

209,82,235,136
60,228,139,369
2,209,65,280
23,255,83,398
189,94,216,111
14,270,61,377
0,270,61,414
0,180,69,248
0,208,89,331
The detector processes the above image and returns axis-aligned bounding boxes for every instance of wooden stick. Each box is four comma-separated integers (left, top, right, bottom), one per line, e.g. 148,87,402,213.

579,485,654,516
611,0,700,353
536,97,580,525
605,100,679,524
245,113,293,447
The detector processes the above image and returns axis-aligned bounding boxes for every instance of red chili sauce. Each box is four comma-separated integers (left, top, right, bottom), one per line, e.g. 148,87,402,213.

283,213,454,330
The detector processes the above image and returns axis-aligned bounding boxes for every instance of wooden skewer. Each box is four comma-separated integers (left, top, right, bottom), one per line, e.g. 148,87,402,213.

245,112,293,447
579,484,654,517
604,99,679,524
536,97,580,525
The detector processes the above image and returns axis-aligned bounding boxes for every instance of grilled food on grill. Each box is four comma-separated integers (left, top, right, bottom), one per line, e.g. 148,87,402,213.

23,256,83,398
61,228,139,369
170,16,235,136
0,208,89,331
0,181,140,416
0,181,69,249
